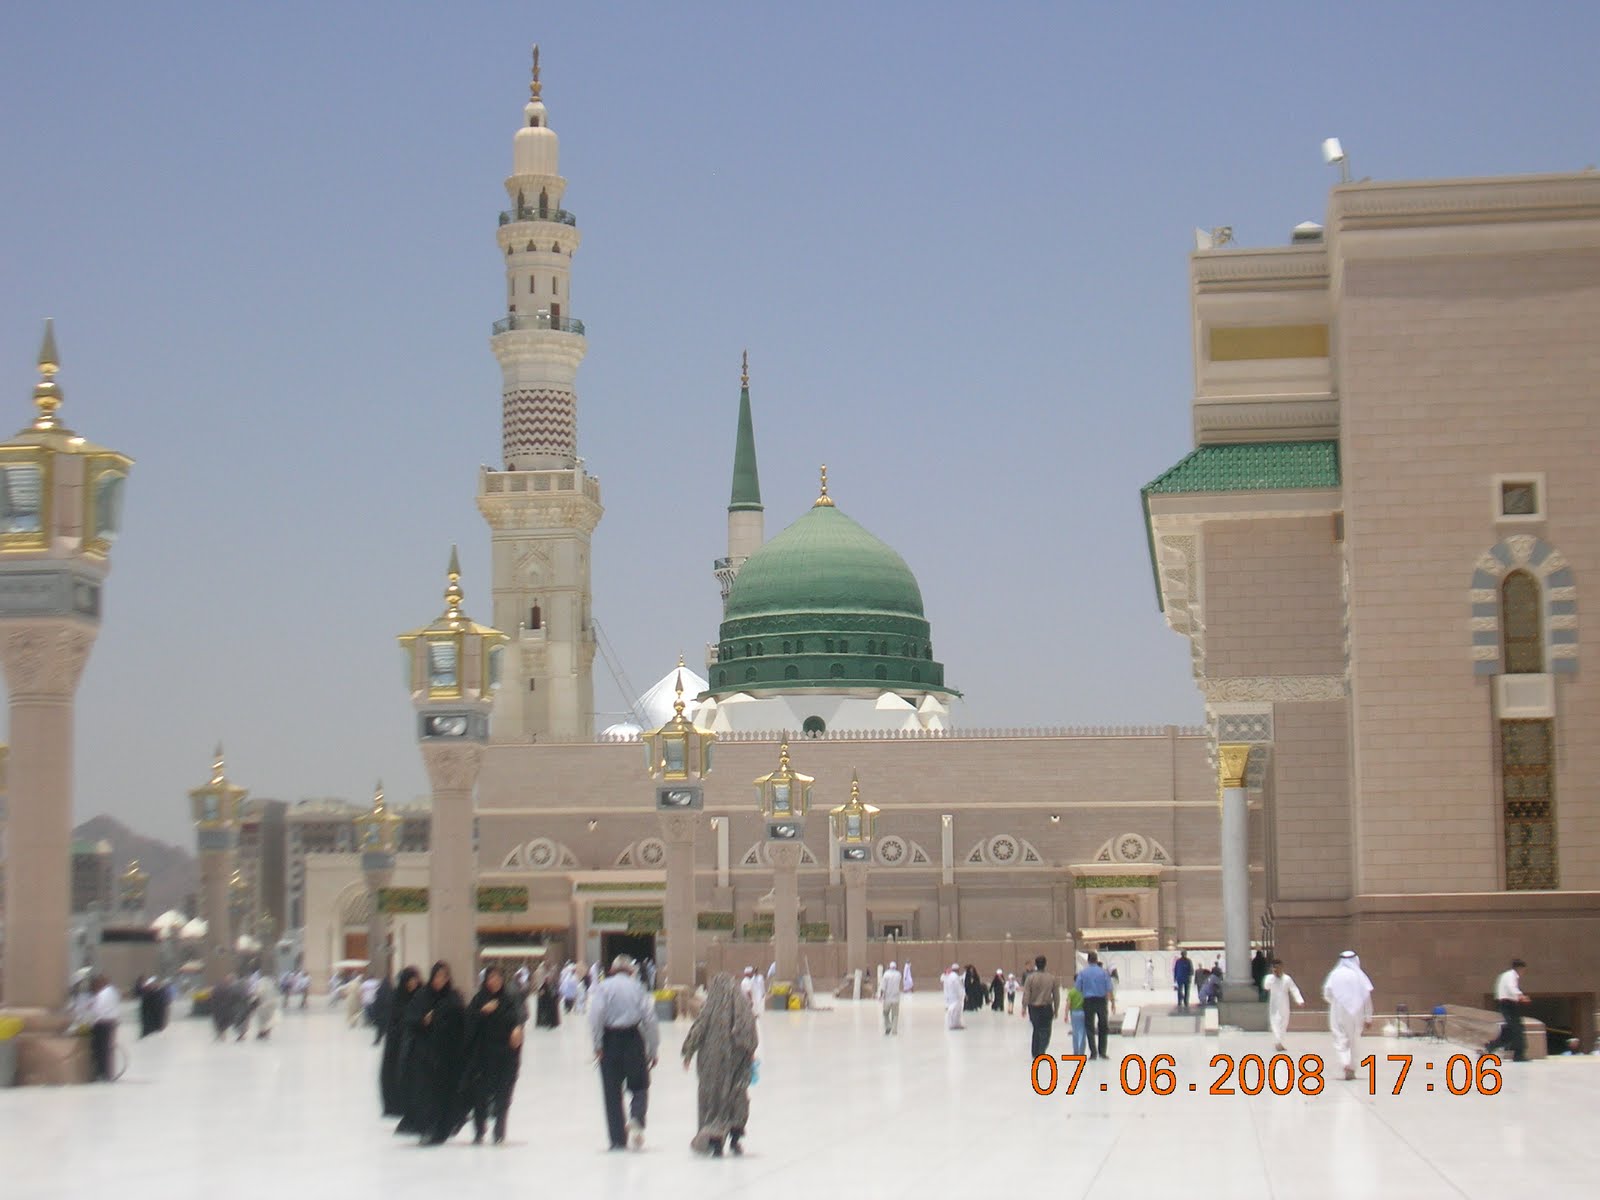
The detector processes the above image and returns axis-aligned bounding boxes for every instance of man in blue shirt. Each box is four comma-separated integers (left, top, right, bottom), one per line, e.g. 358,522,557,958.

1075,952,1113,1061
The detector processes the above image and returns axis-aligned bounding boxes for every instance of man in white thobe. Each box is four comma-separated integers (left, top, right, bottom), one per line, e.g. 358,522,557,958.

1262,958,1304,1052
881,961,904,1036
942,962,965,1030
1321,950,1373,1079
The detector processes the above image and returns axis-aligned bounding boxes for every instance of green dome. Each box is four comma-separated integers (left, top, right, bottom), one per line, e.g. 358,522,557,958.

724,504,925,621
710,502,951,697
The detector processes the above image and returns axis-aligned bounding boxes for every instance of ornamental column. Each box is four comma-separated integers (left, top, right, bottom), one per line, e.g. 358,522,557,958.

0,323,131,1009
1217,744,1266,1028
831,771,879,980
188,747,247,987
399,549,506,982
643,661,715,989
355,781,401,980
755,742,813,989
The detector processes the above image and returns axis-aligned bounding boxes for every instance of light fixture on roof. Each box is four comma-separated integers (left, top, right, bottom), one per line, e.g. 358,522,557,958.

1322,137,1350,184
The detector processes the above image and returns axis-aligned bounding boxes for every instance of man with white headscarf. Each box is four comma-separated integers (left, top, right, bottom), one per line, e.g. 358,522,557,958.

1321,950,1373,1080
880,961,903,1036
942,963,965,1030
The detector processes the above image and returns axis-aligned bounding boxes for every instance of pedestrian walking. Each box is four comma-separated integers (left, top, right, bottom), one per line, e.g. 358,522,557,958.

680,973,759,1156
1076,953,1113,1060
1484,959,1531,1063
1020,955,1058,1057
1321,950,1374,1081
588,955,660,1151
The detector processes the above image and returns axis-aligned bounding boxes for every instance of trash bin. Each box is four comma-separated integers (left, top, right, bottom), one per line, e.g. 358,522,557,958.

0,1017,21,1087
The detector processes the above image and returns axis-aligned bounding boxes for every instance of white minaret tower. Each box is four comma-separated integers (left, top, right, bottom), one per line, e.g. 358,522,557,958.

477,46,602,743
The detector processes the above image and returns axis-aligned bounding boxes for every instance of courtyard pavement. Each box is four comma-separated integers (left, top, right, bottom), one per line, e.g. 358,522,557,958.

1,989,1594,1198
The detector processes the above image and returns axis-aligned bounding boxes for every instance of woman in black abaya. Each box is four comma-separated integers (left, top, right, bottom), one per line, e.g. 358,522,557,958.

464,966,526,1144
381,966,422,1120
404,961,468,1145
963,965,984,1012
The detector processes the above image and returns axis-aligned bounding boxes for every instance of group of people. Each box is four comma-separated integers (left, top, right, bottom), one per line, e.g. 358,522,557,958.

380,961,528,1145
208,971,281,1041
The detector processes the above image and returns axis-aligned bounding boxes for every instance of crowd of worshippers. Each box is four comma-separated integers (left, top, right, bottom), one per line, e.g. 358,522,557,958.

371,955,760,1154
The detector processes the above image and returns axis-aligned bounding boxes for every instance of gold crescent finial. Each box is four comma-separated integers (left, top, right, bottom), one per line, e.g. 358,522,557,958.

740,349,749,388
814,464,834,507
372,780,386,812
211,743,226,784
530,43,542,101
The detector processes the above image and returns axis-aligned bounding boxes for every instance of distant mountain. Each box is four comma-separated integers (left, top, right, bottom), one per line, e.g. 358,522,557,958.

73,814,198,919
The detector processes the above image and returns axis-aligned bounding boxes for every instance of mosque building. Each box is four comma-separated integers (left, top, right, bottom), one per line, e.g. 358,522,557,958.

294,52,1231,989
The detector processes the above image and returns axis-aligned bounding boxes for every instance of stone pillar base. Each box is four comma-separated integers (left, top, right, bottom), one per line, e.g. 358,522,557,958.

1218,982,1269,1032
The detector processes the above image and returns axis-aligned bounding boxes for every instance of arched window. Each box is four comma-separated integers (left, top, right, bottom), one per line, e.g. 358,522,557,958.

867,640,877,654
826,639,835,653
1502,571,1542,673
911,667,922,683
717,670,726,686
802,716,826,738
874,665,888,681
745,667,757,682
538,189,549,216
839,640,849,654
829,663,845,678
784,665,799,680
528,604,541,631
782,641,791,654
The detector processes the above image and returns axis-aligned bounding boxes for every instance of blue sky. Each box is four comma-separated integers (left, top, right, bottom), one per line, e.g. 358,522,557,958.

1,1,1594,843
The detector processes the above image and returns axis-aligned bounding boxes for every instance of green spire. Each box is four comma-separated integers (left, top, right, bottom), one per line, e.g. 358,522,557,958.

729,349,762,512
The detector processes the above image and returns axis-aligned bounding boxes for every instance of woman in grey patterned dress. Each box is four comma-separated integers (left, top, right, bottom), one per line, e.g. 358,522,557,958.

680,973,759,1156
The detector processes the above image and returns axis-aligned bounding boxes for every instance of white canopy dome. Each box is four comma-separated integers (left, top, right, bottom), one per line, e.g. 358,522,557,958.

180,917,208,940
236,934,261,953
601,664,710,737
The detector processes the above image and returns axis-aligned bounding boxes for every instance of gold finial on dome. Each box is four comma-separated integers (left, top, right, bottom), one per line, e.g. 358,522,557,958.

740,349,749,388
211,742,227,785
31,318,67,431
371,779,386,814
814,464,834,507
850,769,861,800
443,545,464,617
778,741,791,770
530,43,542,101
673,653,687,718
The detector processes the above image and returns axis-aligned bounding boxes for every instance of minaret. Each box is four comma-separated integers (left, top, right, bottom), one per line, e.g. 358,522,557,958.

714,350,764,605
477,46,602,742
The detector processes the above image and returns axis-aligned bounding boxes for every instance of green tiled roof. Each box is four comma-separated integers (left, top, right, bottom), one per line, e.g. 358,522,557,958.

1142,440,1340,495
1140,440,1341,612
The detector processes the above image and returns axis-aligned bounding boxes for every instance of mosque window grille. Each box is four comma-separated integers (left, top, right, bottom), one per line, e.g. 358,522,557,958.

745,667,757,682
802,716,826,738
784,665,799,680
717,670,727,686
782,641,791,654
874,665,888,681
1501,718,1557,890
829,663,845,678
1501,571,1542,674
911,667,922,683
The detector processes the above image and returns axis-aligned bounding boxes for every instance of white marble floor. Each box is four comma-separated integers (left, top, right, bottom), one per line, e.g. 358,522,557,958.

2,990,1595,1199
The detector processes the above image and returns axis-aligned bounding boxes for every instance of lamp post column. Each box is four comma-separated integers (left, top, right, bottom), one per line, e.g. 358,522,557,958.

660,812,699,988
399,549,505,984
768,843,802,984
189,748,247,988
0,323,131,1009
841,862,869,978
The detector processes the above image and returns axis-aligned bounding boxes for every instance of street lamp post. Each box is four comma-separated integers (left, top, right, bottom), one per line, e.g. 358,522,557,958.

641,661,715,990
188,747,247,987
398,549,506,981
829,771,879,981
354,781,401,980
754,742,812,986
